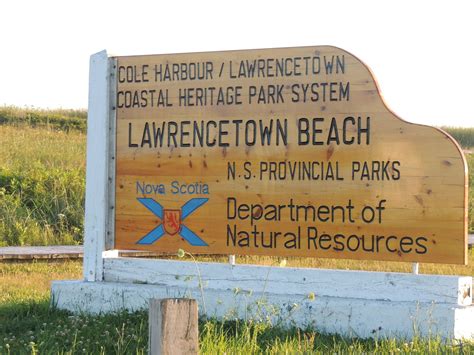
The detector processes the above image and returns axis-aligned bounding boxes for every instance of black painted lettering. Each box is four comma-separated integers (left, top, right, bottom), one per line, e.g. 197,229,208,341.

227,197,236,219
227,163,236,180
245,120,256,146
327,117,340,145
128,122,138,147
193,121,204,147
343,117,355,144
180,121,191,147
259,120,273,146
347,235,360,251
307,227,318,249
153,122,165,147
385,236,397,252
334,234,345,251
218,120,229,147
400,237,414,253
227,224,237,246
141,122,151,148
206,121,217,146
167,122,178,147
319,233,332,250
392,161,401,180
415,237,428,254
298,118,309,145
361,235,375,252
358,116,370,145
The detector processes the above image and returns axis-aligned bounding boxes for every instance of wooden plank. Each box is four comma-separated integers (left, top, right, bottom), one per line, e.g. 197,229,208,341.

0,246,169,261
106,58,118,250
104,258,473,306
149,298,198,355
113,46,468,264
0,246,83,260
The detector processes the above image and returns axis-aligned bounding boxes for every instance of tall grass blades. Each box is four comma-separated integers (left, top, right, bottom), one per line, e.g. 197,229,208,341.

0,126,85,246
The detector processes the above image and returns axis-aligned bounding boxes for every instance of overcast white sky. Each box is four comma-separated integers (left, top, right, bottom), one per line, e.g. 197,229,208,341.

0,0,472,127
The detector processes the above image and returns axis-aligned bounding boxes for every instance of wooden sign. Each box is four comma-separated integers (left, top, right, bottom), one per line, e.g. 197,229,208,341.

113,46,468,264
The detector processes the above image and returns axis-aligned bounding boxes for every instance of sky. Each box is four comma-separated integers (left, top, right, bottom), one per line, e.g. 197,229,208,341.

0,0,472,127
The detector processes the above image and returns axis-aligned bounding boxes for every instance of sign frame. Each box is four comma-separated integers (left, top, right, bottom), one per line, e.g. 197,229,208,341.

83,46,469,284
51,49,473,341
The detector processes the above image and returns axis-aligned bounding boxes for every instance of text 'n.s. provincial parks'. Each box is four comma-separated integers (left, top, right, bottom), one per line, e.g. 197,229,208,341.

113,46,468,264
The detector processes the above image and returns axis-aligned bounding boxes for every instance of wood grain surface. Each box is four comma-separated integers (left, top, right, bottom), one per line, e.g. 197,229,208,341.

113,46,468,264
148,298,198,355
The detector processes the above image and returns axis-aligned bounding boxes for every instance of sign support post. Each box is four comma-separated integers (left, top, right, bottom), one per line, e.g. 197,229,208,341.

83,50,110,281
412,262,420,275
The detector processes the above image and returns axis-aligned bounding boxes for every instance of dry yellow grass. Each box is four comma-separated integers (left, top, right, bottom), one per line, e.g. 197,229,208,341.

0,260,82,303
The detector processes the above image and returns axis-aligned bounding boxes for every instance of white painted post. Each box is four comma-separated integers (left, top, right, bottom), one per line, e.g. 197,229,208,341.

83,50,112,282
412,262,419,275
102,250,119,258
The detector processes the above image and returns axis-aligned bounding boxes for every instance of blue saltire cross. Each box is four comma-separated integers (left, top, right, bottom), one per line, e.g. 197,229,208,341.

136,198,209,246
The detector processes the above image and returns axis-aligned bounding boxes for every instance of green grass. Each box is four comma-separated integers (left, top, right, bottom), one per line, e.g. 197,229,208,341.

443,126,474,149
0,260,472,354
0,261,147,354
0,106,86,132
0,126,85,246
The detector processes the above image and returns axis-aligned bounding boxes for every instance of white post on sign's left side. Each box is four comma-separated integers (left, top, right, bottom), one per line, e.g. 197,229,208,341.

83,50,113,282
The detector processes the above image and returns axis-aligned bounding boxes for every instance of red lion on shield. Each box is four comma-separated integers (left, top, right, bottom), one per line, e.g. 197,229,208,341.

163,209,181,235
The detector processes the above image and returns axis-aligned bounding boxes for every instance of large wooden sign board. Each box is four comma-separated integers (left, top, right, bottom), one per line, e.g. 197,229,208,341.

113,46,468,264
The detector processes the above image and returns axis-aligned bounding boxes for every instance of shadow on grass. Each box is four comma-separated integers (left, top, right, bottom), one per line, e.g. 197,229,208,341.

0,301,147,354
0,302,472,354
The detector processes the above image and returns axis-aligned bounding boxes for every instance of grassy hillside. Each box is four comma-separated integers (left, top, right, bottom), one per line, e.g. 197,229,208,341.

0,125,85,246
0,109,472,248
0,106,86,132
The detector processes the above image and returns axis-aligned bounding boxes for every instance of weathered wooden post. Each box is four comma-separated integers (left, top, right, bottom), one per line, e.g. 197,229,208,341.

149,298,198,355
